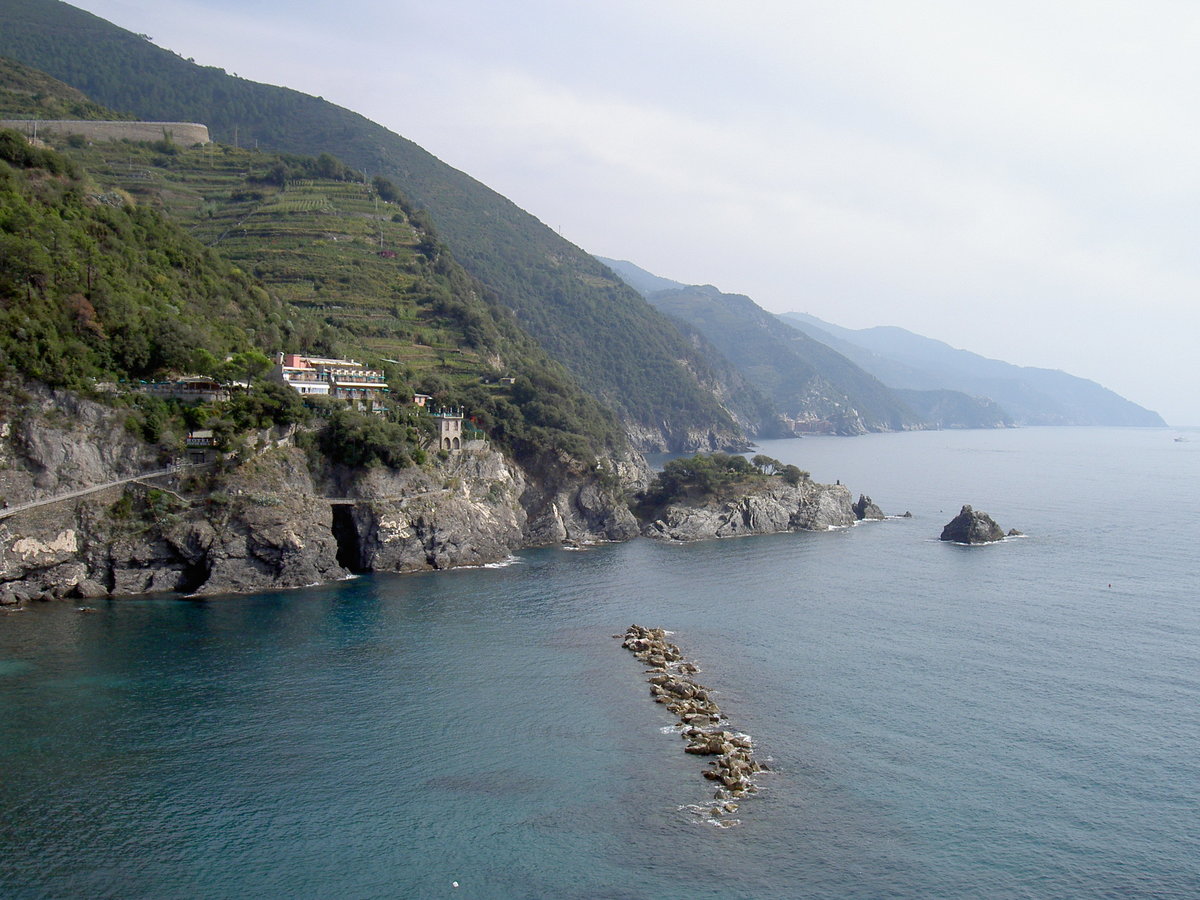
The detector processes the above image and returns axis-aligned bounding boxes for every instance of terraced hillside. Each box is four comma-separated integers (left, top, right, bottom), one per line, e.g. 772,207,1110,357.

0,94,624,461
0,0,758,450
60,142,451,372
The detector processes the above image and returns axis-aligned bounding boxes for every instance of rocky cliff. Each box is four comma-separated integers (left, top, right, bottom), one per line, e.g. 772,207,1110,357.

642,478,877,542
0,385,162,504
0,390,641,604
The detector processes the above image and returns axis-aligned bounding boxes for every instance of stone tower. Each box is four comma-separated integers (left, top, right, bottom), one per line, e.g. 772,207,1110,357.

433,407,464,451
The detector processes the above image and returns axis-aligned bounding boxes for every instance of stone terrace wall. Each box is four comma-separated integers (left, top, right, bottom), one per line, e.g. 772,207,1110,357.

0,120,210,145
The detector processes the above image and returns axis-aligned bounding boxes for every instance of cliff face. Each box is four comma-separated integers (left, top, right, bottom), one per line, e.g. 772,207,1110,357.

0,392,641,604
641,479,867,542
621,421,751,454
0,386,162,504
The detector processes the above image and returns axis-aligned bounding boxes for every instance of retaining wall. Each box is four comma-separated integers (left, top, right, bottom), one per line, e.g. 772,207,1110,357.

0,119,210,145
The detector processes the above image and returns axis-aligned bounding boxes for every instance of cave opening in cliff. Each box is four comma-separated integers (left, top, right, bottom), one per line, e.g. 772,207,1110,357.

331,504,367,572
177,559,212,595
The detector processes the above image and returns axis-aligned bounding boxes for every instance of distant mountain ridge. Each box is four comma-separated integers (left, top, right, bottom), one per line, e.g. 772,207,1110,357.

779,313,1165,427
599,258,1013,433
601,258,686,296
0,0,758,451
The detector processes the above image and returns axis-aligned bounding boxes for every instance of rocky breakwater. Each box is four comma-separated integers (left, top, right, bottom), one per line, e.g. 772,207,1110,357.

939,504,1022,544
619,625,765,825
643,478,881,542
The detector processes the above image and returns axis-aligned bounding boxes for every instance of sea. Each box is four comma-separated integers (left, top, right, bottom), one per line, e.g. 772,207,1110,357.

1,426,1198,900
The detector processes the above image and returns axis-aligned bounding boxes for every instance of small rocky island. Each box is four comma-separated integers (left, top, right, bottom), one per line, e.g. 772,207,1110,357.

638,453,885,542
619,624,765,825
939,504,1022,544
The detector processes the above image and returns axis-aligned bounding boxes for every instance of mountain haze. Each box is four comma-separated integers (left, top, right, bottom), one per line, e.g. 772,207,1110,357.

781,313,1165,427
647,285,920,434
601,258,1013,433
0,0,754,450
600,258,685,296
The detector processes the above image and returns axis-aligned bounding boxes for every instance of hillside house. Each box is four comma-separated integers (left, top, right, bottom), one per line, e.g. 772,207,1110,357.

138,376,230,404
185,429,216,464
272,353,389,411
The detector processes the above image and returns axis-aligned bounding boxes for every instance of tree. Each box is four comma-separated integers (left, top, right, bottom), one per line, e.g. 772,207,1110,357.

224,349,272,383
780,465,806,485
315,152,344,180
752,454,780,474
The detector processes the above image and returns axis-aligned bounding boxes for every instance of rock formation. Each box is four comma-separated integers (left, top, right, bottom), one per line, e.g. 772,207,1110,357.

619,625,765,824
642,478,876,542
939,504,1007,544
0,389,642,605
852,494,885,520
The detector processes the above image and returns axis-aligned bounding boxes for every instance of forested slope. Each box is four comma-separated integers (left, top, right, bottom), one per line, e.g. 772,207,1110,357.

0,0,756,450
0,59,627,464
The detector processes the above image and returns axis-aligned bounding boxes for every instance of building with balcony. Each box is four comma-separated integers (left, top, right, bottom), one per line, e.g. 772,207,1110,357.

272,353,389,411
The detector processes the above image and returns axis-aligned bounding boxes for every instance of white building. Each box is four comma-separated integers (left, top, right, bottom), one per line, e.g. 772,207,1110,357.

272,353,388,411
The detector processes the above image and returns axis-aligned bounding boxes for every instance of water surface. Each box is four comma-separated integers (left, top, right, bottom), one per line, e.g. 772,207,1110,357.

2,427,1197,898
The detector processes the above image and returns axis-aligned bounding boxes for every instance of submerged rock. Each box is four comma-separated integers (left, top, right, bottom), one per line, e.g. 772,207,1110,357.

939,504,1007,544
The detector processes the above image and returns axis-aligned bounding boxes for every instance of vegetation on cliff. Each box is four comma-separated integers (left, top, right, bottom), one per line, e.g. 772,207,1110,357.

0,130,292,387
635,452,808,517
0,55,128,121
65,132,622,460
0,103,624,463
0,0,751,448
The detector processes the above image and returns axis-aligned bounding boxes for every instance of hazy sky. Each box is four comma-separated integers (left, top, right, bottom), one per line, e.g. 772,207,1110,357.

71,0,1199,423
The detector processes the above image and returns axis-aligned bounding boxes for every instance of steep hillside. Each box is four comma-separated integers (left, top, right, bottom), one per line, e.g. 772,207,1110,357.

781,312,1165,427
0,0,753,450
646,285,921,434
0,129,293,388
597,257,686,296
0,77,629,466
0,55,127,121
603,257,1017,432
0,129,644,601
893,389,1012,430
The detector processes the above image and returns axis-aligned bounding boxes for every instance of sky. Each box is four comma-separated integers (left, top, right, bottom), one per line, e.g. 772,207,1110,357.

70,0,1199,424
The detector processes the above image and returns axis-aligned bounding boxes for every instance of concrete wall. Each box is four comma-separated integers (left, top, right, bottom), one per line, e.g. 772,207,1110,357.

0,120,210,146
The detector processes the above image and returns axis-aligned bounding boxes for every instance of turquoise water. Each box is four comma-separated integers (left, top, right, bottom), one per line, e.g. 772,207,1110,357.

2,428,1198,899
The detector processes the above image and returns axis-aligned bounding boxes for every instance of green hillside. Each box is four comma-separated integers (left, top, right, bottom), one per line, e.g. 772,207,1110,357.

53,135,625,458
0,129,292,387
0,55,626,463
0,0,752,450
0,55,127,121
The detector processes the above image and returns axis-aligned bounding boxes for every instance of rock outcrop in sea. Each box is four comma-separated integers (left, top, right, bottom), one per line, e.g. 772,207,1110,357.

939,504,1010,544
852,494,885,520
619,624,765,825
642,479,881,542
